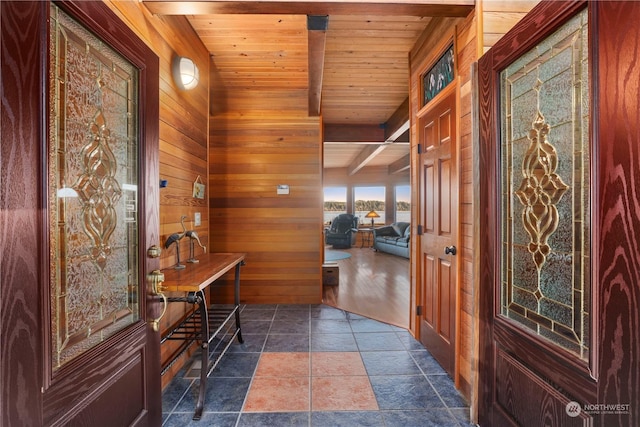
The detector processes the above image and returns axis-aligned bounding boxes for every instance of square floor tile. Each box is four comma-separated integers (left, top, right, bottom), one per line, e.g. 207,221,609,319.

395,330,427,350
210,352,260,377
174,377,251,413
350,318,395,333
311,333,358,352
360,351,422,376
311,319,352,334
311,352,366,376
428,374,469,408
239,309,276,321
354,332,406,351
311,305,347,320
264,334,309,352
270,320,310,334
227,334,267,353
311,376,378,411
255,352,309,377
311,411,384,427
163,411,239,427
162,377,193,413
410,350,447,375
277,304,311,311
274,310,311,321
244,377,310,412
381,409,458,427
369,375,442,410
240,320,273,335
238,412,309,427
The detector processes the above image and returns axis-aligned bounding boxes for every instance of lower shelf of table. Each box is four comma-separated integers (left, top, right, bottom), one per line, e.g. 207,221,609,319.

161,303,241,376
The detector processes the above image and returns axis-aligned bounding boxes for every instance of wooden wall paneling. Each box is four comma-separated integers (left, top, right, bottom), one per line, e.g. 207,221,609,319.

478,0,540,54
210,115,323,305
455,11,476,400
104,0,210,389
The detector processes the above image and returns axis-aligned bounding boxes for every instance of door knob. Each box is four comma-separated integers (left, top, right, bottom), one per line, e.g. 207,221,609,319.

148,269,167,332
147,245,162,258
445,245,457,256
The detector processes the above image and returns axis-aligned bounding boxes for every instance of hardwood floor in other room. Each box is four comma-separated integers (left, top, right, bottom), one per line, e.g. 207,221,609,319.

323,247,409,329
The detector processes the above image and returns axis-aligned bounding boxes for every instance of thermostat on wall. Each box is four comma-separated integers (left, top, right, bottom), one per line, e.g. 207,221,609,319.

277,184,290,195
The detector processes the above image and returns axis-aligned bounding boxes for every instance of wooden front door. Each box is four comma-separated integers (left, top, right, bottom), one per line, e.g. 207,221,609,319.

478,1,639,426
1,2,161,425
418,86,458,376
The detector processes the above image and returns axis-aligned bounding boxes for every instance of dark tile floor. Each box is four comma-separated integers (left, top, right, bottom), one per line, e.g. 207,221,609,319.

162,304,473,426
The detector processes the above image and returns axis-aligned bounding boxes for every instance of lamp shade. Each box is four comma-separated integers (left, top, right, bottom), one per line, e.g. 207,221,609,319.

173,56,199,90
365,210,379,227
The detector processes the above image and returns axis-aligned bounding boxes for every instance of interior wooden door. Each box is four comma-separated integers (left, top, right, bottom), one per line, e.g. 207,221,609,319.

1,2,161,425
418,86,458,376
478,1,639,426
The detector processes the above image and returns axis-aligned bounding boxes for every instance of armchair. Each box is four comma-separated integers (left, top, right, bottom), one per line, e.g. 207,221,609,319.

324,214,359,248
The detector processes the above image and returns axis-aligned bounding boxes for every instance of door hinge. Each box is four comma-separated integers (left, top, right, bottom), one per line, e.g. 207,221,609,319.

417,144,422,154
417,224,423,235
416,305,423,316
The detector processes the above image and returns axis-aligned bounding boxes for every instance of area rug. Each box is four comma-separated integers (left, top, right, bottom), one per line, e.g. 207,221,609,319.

325,250,352,262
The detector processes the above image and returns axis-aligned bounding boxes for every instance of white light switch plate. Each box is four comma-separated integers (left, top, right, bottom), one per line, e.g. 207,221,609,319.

194,212,201,226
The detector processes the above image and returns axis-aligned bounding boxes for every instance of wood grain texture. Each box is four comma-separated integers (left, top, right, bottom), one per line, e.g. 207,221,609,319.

143,1,474,18
408,7,475,402
1,3,46,425
495,349,591,426
478,0,539,54
475,2,640,426
477,44,497,427
596,2,640,425
322,247,410,328
210,115,322,305
104,0,211,391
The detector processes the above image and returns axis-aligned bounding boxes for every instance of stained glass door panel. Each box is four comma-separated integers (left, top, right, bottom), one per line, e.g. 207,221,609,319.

49,4,139,370
499,9,589,360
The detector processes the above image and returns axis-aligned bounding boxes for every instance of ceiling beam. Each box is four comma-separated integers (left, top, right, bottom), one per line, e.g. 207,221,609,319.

142,1,474,17
308,15,328,116
383,97,410,142
324,124,385,144
388,153,410,174
347,143,388,176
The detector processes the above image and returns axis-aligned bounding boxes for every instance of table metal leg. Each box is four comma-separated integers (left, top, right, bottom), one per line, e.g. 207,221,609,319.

234,262,244,344
193,290,209,420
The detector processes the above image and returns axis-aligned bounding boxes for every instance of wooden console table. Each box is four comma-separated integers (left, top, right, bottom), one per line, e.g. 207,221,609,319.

160,252,245,420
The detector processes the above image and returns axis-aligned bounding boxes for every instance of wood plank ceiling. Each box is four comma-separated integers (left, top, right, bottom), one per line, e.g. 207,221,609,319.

143,1,474,172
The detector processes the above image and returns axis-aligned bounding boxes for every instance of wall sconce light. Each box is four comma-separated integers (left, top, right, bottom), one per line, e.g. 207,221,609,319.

365,210,380,227
173,56,199,90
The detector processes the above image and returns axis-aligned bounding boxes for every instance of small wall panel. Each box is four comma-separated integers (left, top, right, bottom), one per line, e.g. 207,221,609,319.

496,349,591,426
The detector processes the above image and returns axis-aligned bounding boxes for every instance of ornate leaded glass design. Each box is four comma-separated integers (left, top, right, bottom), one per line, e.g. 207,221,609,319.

422,44,454,105
499,9,589,360
49,4,139,370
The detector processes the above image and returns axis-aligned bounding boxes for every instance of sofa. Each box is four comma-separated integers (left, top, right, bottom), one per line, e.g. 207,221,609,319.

373,222,410,258
324,213,358,248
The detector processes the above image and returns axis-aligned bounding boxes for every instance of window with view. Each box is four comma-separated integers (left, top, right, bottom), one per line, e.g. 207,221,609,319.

323,187,347,224
396,185,410,223
354,186,385,227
